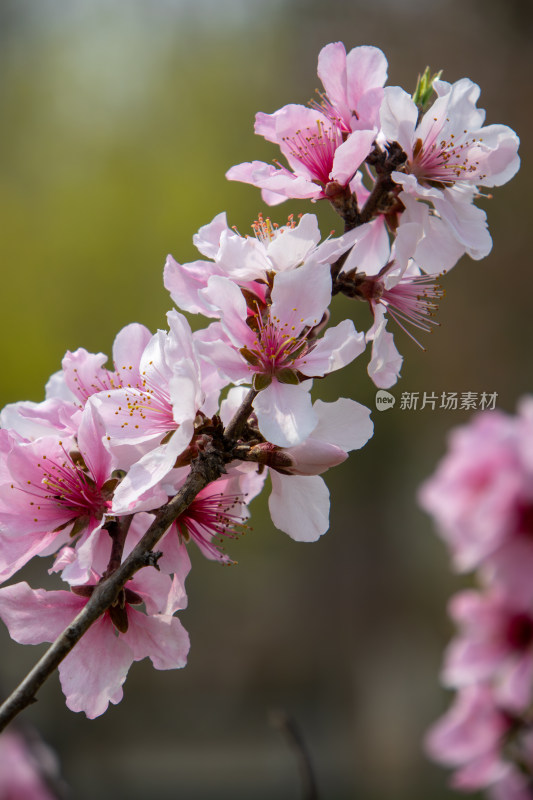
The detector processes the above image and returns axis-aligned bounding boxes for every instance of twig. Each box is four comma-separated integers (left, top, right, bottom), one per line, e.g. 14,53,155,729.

329,141,407,284
270,708,320,800
102,514,133,579
223,388,258,441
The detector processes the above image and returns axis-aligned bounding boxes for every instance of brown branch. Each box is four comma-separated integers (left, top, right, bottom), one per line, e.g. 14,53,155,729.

328,141,407,284
270,708,320,800
101,514,133,579
360,141,407,222
324,182,361,230
223,387,258,441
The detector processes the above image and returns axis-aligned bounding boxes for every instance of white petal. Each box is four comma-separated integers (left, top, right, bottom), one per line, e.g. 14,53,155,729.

367,317,403,389
312,398,374,451
253,381,317,447
270,260,331,334
266,214,321,272
380,86,418,155
269,472,330,541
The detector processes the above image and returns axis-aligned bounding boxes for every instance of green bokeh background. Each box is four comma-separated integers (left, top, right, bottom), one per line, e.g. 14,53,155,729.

0,1,531,797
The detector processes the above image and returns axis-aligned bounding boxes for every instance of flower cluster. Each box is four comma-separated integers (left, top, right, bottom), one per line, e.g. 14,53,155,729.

0,42,519,723
227,44,518,385
420,400,533,799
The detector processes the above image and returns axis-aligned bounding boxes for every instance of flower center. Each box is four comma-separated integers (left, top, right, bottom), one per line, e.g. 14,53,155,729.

505,612,533,652
176,490,250,563
246,309,311,378
410,128,486,186
15,444,108,526
360,263,444,348
282,120,342,184
250,212,298,244
309,89,352,134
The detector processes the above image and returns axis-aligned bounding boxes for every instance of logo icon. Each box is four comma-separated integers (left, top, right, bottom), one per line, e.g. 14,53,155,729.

375,390,395,411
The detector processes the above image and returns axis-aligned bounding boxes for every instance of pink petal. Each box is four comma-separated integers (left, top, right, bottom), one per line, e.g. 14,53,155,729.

0,530,62,585
331,128,376,185
59,616,133,718
380,87,418,156
0,582,84,645
192,211,228,258
77,400,114,487
112,323,152,377
201,275,252,346
317,42,348,116
164,255,220,317
342,218,391,276
283,439,347,475
345,45,388,107
123,609,190,670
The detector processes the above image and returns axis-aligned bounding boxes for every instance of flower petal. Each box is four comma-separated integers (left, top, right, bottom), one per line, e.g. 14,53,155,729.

268,472,330,541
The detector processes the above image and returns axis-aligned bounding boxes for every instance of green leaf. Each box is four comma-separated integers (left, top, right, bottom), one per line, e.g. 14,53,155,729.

412,66,443,111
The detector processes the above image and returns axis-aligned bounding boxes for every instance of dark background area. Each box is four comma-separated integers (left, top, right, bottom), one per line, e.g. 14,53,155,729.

0,1,530,797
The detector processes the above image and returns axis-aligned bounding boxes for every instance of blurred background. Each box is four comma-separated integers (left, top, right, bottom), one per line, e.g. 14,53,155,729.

0,0,530,797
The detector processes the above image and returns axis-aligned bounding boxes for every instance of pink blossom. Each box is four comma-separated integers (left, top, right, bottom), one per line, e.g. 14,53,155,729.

425,685,513,791
0,730,63,799
443,588,533,712
61,322,153,405
381,79,519,190
226,41,386,205
200,260,365,447
313,42,387,133
226,103,376,205
341,221,442,387
164,211,358,317
380,77,519,268
92,310,219,514
155,468,265,567
418,409,533,572
221,389,373,541
0,399,116,583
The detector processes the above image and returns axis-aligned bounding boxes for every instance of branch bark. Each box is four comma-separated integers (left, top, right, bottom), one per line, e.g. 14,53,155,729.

328,141,407,285
270,709,320,800
223,388,258,441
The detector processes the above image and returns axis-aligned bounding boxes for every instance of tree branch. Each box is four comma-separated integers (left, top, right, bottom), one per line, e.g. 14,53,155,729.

328,141,407,284
270,708,320,800
223,388,258,441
